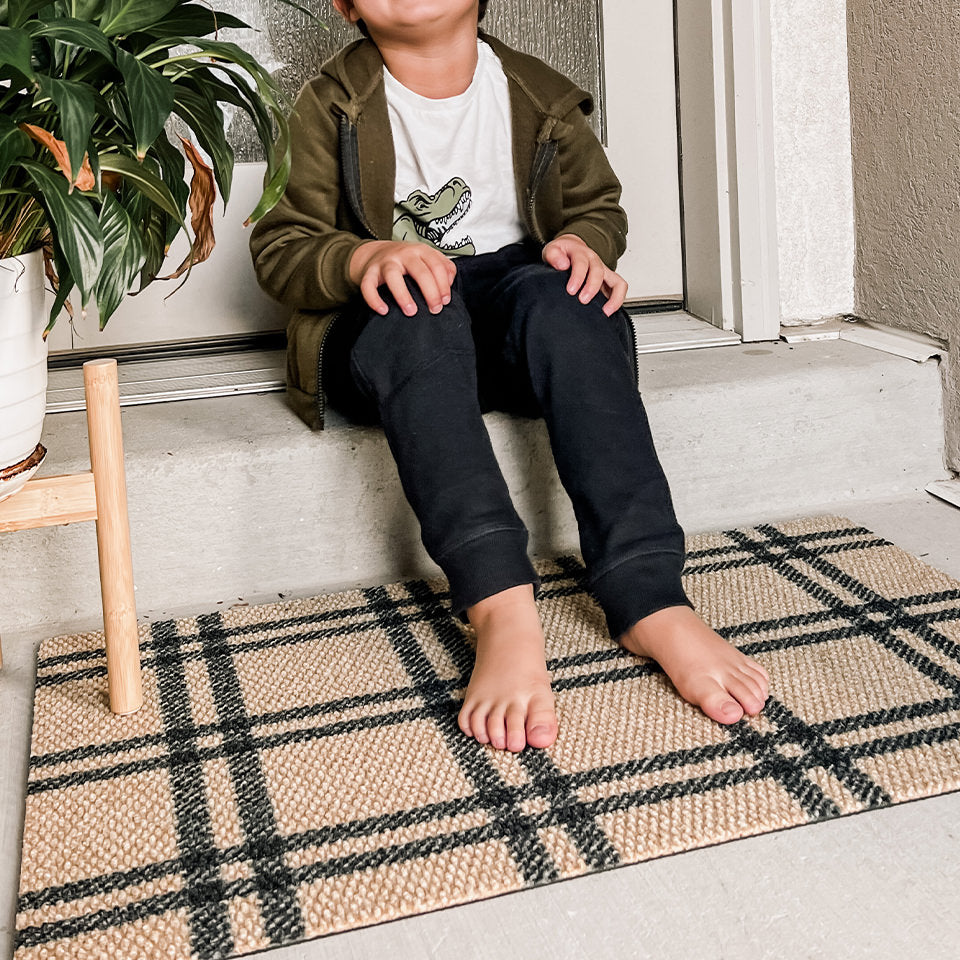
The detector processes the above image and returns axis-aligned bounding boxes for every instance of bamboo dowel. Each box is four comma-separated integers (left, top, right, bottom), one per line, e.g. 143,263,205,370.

84,359,142,716
0,473,97,532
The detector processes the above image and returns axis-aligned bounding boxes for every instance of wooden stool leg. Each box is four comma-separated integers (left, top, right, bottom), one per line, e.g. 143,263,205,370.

84,359,142,715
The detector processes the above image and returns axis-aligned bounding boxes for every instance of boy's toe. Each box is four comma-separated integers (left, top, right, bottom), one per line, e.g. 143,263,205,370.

526,695,558,748
695,679,744,724
726,675,765,716
743,659,771,691
457,702,474,737
737,669,768,708
505,708,527,752
467,704,491,743
486,708,507,750
527,719,558,748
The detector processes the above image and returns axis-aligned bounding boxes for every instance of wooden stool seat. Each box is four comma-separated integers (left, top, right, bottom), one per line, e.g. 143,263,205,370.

0,359,142,715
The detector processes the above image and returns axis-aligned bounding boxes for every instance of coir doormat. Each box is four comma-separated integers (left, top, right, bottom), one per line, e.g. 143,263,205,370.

15,515,960,959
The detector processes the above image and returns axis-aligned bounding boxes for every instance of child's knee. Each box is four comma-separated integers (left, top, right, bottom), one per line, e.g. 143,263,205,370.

507,263,610,324
500,265,634,373
505,262,569,304
350,289,473,397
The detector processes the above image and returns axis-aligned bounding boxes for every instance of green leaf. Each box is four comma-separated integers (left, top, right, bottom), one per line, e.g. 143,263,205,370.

149,131,189,246
46,258,76,335
172,83,233,206
243,142,290,224
22,158,103,306
8,0,53,28
172,38,290,217
145,4,250,38
193,63,274,153
99,0,180,38
0,26,36,81
68,2,105,19
0,115,32,181
27,18,115,62
114,47,175,157
99,151,185,223
176,36,274,88
141,217,167,287
37,75,95,182
95,189,145,325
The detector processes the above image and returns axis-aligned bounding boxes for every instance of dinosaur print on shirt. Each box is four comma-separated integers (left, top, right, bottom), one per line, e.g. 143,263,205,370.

393,177,476,256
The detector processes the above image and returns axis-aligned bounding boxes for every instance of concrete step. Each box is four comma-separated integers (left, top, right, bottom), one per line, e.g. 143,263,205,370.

1,338,949,634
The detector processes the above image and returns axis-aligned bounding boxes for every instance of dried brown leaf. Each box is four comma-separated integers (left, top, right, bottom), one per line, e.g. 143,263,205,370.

20,124,95,192
160,137,216,280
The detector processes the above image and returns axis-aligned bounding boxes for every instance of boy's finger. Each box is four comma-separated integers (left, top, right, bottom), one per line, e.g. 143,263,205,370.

542,243,570,271
578,258,606,304
566,253,589,296
601,272,629,316
407,260,445,314
360,271,389,315
445,256,458,284
426,257,454,305
382,264,418,316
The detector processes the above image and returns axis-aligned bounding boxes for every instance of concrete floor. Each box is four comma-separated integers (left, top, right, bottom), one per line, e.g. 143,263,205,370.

2,492,959,959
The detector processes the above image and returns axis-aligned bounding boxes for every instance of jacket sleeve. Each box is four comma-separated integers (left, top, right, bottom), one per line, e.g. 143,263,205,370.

552,105,628,269
249,80,371,310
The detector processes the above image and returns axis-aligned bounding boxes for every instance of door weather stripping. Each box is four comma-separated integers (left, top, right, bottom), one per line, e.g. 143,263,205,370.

838,318,946,363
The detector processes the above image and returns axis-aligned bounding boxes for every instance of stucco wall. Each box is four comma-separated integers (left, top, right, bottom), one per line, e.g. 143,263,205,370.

846,1,960,470
770,0,855,323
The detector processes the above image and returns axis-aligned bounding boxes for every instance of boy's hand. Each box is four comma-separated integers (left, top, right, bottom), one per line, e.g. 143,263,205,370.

349,240,457,317
542,233,628,317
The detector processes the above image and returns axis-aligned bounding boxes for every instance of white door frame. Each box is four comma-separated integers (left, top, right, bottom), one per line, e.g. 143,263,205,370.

677,0,781,341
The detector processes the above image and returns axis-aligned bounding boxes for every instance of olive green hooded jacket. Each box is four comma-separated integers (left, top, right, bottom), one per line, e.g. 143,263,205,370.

249,31,628,430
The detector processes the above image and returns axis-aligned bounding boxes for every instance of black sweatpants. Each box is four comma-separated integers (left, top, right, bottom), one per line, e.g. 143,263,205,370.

322,240,693,638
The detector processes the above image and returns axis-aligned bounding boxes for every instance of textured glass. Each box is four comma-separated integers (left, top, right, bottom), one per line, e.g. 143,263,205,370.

218,0,604,161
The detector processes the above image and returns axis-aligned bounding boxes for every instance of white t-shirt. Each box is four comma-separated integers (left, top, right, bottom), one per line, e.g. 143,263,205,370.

384,40,526,257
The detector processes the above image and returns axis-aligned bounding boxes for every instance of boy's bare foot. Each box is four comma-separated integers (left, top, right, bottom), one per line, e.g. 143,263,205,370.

620,605,770,724
458,584,558,752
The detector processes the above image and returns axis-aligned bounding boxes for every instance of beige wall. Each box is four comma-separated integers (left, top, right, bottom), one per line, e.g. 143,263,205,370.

846,1,960,470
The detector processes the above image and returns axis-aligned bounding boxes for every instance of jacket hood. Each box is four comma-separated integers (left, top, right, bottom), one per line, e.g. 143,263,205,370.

317,31,593,126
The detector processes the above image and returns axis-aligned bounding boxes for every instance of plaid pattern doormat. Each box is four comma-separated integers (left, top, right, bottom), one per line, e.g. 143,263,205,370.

15,515,960,959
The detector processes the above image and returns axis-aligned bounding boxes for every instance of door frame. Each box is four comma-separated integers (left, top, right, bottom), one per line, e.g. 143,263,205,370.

676,0,781,341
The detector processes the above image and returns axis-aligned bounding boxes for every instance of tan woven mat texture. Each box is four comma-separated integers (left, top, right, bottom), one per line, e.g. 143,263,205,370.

16,515,960,958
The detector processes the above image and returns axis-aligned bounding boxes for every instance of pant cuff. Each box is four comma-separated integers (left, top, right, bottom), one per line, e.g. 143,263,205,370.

440,527,540,621
590,551,693,640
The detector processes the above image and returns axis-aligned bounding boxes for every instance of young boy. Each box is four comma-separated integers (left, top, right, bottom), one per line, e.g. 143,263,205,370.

250,0,770,753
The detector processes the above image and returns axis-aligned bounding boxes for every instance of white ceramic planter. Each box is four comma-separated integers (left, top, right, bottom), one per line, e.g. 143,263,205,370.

0,248,48,502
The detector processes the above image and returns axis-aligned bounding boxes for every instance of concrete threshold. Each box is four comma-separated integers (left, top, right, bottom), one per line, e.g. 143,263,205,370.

1,337,949,635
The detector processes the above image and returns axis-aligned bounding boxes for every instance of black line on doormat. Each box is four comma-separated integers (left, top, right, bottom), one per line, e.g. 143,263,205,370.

148,617,235,955
196,611,307,947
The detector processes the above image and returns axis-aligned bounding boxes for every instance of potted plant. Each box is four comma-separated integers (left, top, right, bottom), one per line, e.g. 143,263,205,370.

0,0,302,500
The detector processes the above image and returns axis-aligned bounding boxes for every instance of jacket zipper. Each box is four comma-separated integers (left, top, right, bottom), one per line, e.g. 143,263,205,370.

339,114,379,240
625,309,640,387
314,313,340,431
526,140,558,244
